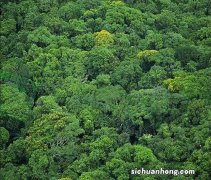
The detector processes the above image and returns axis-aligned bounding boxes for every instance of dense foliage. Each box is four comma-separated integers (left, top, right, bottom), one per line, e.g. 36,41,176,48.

1,0,211,179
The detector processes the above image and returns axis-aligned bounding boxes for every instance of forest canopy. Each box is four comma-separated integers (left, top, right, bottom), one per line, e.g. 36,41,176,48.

0,0,211,179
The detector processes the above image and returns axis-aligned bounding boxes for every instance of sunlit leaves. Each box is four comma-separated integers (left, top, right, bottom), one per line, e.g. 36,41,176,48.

164,70,211,99
137,50,159,59
95,30,114,46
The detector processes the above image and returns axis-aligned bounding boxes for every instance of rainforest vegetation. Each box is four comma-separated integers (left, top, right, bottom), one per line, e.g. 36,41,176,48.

0,0,211,179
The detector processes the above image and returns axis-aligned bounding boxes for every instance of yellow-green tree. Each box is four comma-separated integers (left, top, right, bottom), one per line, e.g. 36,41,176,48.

95,30,114,46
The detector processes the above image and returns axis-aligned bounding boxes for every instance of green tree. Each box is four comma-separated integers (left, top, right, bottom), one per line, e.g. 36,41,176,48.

85,46,119,79
0,84,32,123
